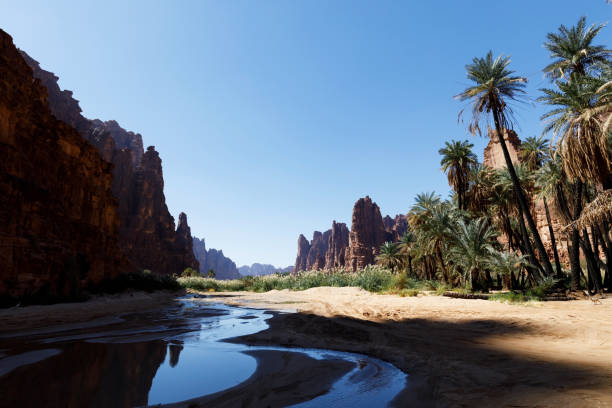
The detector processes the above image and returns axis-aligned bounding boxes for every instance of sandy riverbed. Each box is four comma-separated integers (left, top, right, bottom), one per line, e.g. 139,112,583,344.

196,287,612,408
1,288,611,407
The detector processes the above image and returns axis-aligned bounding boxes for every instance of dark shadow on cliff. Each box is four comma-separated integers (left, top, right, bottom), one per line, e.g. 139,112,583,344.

227,311,610,407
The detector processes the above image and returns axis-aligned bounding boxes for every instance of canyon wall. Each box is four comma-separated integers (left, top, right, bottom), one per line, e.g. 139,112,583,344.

294,196,408,272
20,50,198,274
192,237,241,280
0,30,131,299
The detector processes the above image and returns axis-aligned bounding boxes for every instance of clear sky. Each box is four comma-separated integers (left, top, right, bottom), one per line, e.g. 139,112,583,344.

2,1,610,267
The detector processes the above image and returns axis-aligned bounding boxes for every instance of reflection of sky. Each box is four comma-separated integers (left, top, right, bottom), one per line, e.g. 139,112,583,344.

147,301,408,407
147,342,257,405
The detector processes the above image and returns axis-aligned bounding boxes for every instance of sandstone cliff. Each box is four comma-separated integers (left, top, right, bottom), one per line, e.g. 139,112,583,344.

0,30,131,300
345,196,388,270
324,221,349,269
21,50,198,274
294,196,405,272
192,237,241,280
238,264,293,276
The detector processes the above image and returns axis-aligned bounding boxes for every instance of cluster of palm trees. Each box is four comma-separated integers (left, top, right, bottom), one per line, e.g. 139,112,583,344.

376,16,612,294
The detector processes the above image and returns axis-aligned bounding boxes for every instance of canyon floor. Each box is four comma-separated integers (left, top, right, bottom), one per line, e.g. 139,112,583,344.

1,289,611,407
198,287,612,408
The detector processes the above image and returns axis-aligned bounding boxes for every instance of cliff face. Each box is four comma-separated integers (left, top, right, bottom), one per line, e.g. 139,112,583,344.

294,234,311,272
345,196,387,271
0,30,130,299
21,50,198,274
192,237,241,280
238,264,292,276
483,129,522,169
294,196,402,272
324,221,349,269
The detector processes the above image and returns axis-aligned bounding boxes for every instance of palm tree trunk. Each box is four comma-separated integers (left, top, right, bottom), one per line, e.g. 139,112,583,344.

517,201,544,280
543,198,563,278
435,246,449,283
569,230,582,290
491,108,555,277
580,228,603,294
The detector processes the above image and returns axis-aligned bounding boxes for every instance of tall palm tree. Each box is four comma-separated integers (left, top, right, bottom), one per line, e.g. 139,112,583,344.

456,51,555,277
539,76,612,189
448,218,498,290
543,17,611,81
398,232,417,277
376,242,402,273
420,204,455,283
439,140,477,210
520,136,563,277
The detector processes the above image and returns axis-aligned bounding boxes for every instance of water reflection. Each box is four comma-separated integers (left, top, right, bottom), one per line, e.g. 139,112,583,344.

0,297,408,407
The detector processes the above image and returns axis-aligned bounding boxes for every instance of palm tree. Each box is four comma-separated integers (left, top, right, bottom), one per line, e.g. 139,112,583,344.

376,242,402,273
519,136,550,171
543,17,611,81
539,76,612,189
520,136,563,277
408,192,441,228
489,251,533,290
439,140,477,210
398,232,417,277
448,218,498,290
456,51,555,277
419,204,455,283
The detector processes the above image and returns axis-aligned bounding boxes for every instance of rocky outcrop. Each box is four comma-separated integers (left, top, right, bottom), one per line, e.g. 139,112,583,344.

0,30,131,300
238,264,293,276
383,214,409,242
306,230,331,270
192,237,241,279
483,128,521,169
345,196,387,271
293,197,407,272
324,221,349,269
21,50,198,274
294,234,311,273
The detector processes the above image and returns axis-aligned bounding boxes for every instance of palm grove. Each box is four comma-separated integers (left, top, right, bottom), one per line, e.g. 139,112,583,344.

376,17,612,295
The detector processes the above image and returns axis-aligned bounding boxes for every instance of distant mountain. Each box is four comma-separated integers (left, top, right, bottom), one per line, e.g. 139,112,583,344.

238,263,293,276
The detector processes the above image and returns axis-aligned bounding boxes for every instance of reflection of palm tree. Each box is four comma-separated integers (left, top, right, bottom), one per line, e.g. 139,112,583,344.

456,51,555,277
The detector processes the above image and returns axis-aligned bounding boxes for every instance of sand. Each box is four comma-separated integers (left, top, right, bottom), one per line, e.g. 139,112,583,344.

197,287,612,408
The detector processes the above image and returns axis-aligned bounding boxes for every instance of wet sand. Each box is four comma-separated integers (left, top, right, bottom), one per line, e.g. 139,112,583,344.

197,287,612,408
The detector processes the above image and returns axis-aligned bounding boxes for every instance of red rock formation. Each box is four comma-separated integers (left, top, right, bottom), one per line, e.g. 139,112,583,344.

294,234,311,273
21,50,198,274
325,221,349,269
346,196,387,271
305,230,331,270
483,128,521,169
0,30,131,299
383,214,409,242
193,237,241,279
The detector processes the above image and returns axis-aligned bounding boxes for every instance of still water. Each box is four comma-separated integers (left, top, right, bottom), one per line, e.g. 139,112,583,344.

0,296,407,407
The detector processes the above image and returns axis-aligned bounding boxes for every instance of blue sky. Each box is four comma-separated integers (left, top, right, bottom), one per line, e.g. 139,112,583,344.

2,1,610,267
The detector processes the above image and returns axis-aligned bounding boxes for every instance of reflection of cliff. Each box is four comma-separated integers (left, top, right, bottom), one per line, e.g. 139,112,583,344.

0,341,168,408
